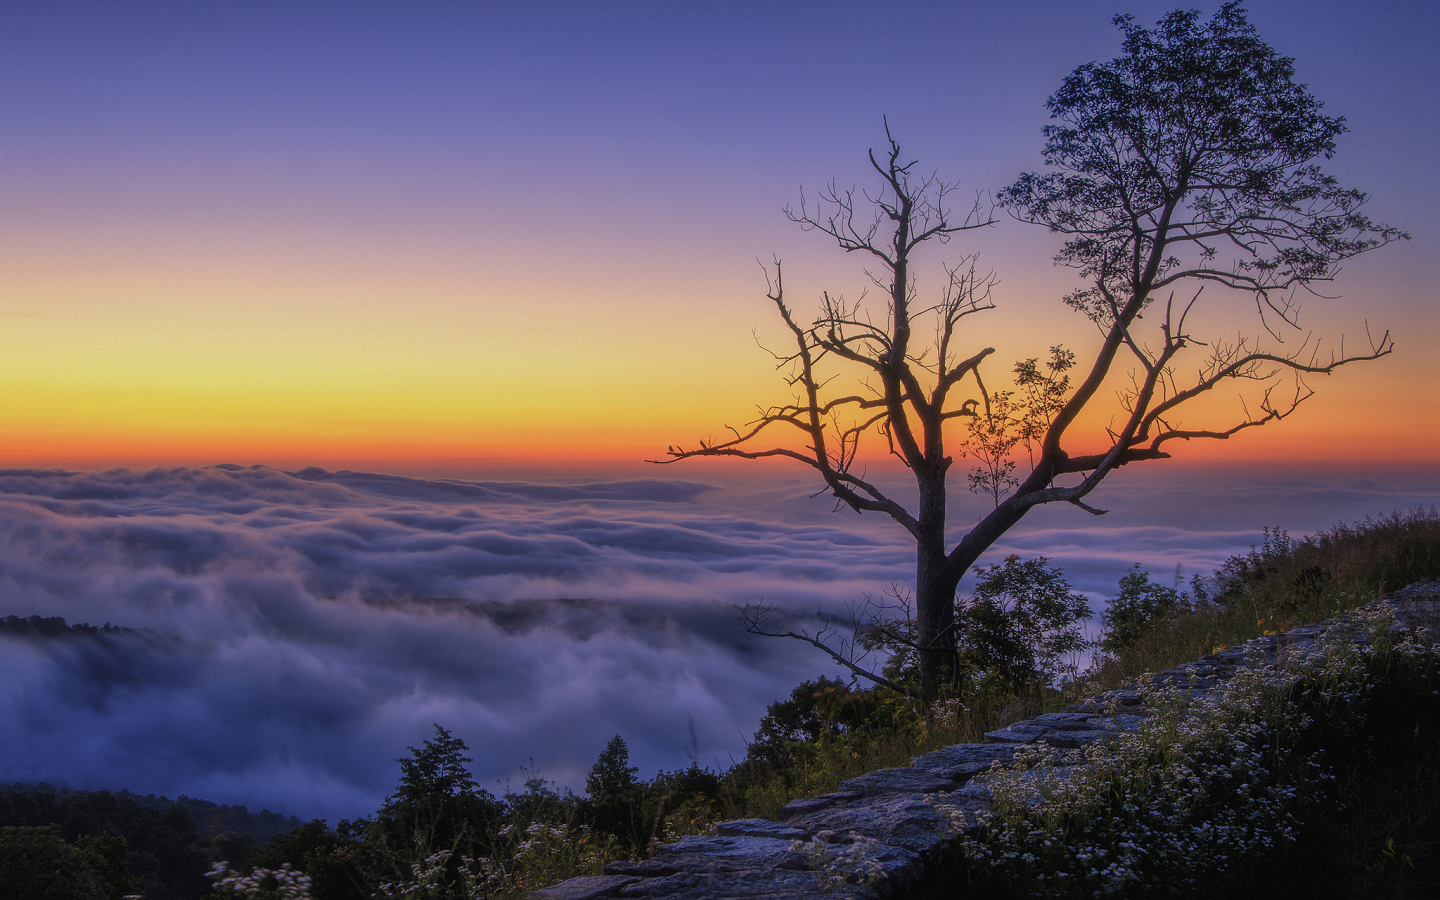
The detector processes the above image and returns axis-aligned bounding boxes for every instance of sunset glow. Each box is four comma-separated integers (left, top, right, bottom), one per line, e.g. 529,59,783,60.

0,1,1432,477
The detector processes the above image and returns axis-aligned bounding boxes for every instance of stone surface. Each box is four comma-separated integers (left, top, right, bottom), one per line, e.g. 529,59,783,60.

837,767,956,797
604,861,681,878
530,582,1437,900
787,791,946,858
910,743,1015,782
652,836,810,873
1037,728,1112,749
713,819,808,840
615,869,877,900
533,875,641,900
779,797,838,817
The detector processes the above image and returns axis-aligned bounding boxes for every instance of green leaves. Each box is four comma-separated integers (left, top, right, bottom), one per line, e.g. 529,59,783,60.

1102,564,1193,657
960,555,1093,691
389,725,482,806
1000,2,1404,309
583,736,638,802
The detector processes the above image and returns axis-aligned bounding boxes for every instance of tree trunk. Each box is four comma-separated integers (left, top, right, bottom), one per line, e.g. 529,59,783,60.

915,545,959,701
914,468,958,701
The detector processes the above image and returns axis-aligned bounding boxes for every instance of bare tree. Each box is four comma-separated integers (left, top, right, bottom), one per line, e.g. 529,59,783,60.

657,5,1405,701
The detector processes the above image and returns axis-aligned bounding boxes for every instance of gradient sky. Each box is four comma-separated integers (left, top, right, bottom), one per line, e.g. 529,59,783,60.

1,1,1438,820
0,0,1435,475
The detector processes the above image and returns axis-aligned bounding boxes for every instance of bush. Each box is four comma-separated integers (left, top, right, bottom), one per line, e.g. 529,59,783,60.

1101,564,1192,656
953,607,1440,898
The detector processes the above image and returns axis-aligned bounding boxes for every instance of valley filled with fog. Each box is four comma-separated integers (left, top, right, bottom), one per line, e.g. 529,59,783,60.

0,463,1433,821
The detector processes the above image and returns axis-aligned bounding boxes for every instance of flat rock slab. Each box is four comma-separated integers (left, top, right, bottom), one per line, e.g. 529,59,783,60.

653,835,809,873
604,860,680,878
1038,729,1112,749
910,744,1015,782
779,791,863,819
533,875,641,900
984,727,1045,744
1029,712,1098,730
787,791,946,861
615,869,878,900
838,767,955,797
1097,713,1148,732
714,819,809,840
1095,689,1144,706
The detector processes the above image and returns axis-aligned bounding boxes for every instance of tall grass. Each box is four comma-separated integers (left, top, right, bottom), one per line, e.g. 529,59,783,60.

712,689,1051,823
1080,507,1440,696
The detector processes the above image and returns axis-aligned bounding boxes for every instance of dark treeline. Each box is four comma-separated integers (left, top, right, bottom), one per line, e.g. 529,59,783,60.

2,509,1436,899
0,615,136,638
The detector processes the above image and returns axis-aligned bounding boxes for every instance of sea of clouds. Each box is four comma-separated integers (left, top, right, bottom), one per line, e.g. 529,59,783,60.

0,463,1434,822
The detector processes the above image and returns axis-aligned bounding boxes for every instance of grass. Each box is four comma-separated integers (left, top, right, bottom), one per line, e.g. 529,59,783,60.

710,688,1050,823
1082,507,1440,694
943,508,1440,899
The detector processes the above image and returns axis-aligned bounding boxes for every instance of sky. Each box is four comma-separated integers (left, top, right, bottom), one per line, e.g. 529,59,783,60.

0,0,1434,472
0,0,1437,822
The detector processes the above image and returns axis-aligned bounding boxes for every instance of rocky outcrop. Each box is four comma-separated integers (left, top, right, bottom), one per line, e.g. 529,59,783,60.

532,582,1438,900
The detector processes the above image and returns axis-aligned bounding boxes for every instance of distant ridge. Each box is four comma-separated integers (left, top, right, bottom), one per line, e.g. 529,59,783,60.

0,614,135,638
0,782,304,844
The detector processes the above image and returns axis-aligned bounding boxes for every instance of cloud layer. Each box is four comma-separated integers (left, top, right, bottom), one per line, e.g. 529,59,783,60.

0,464,1433,822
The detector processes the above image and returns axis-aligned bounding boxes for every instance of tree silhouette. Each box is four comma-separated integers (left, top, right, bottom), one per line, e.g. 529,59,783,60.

372,725,500,883
660,4,1404,700
389,725,480,806
581,736,644,851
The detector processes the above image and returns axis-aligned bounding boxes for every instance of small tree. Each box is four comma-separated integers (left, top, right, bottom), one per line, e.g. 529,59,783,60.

581,736,644,850
371,725,501,886
856,556,1091,696
1101,564,1193,656
742,677,870,768
660,4,1403,700
584,736,638,802
959,556,1092,693
389,725,481,806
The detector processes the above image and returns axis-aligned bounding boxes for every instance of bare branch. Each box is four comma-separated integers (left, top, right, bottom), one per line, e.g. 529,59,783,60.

739,603,918,698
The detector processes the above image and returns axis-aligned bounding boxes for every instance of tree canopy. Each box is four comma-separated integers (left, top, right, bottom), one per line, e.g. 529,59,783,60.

661,3,1403,700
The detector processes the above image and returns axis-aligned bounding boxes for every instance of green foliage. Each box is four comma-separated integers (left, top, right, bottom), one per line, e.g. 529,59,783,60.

250,820,367,900
1215,510,1440,613
1101,564,1192,656
1000,1,1403,314
1084,509,1440,695
583,735,637,802
76,833,143,899
0,785,210,900
959,556,1092,692
742,677,872,769
0,825,120,900
390,726,483,807
964,349,1076,506
1012,347,1074,465
367,726,503,895
954,609,1440,898
579,735,643,850
964,390,1022,507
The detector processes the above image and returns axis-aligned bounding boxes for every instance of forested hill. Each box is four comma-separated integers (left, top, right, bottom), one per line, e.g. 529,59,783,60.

0,782,302,843
0,614,138,638
1,783,305,899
